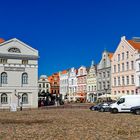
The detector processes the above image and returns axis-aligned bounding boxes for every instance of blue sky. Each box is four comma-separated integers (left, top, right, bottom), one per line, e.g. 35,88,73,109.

0,0,140,76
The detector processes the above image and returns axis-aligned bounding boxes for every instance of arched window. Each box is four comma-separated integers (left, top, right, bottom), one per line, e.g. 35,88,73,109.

22,73,28,84
1,72,7,84
22,93,28,104
1,93,8,104
8,47,21,53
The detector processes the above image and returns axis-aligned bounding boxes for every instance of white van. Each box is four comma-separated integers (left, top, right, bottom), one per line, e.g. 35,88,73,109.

110,95,140,113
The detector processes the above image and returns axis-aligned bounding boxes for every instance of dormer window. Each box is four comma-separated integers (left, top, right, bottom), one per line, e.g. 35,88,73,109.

8,47,21,53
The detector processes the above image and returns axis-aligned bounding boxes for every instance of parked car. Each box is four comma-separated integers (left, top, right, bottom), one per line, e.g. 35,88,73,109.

90,102,112,111
89,103,103,111
98,103,111,112
110,95,140,113
130,106,140,115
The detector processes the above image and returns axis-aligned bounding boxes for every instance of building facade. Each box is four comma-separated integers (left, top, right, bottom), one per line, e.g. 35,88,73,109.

48,73,60,95
0,38,39,109
87,61,97,102
97,50,113,97
38,75,50,94
77,66,88,102
60,70,69,100
68,67,77,102
112,36,140,96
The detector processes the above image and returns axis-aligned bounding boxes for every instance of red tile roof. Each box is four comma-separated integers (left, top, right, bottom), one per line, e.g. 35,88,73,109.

0,38,5,44
128,40,140,51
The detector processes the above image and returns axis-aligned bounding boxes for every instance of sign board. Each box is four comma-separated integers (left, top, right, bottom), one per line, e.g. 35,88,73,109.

10,103,17,112
4,67,25,72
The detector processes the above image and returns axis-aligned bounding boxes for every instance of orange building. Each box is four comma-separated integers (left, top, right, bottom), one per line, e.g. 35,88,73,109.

48,73,60,94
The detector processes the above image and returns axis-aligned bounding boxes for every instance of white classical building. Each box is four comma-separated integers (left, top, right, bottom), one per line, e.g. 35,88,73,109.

87,61,97,102
38,75,50,94
68,67,77,101
60,70,69,100
0,38,39,109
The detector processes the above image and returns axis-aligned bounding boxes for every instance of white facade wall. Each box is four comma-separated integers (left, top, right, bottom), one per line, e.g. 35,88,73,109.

87,61,97,102
38,75,50,94
68,67,77,101
135,53,140,94
60,72,69,100
0,38,38,109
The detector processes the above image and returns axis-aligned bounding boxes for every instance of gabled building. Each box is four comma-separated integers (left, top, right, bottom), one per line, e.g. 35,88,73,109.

38,75,50,94
112,36,140,96
77,66,88,102
48,73,60,95
68,67,77,102
97,50,113,97
59,70,69,100
0,38,39,109
87,61,97,102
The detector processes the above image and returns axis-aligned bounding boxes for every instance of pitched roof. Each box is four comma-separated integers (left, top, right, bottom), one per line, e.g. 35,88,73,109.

127,40,140,51
61,70,67,74
0,38,5,44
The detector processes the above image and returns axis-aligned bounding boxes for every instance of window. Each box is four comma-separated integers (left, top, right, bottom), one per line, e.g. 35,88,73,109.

103,59,106,67
88,86,90,91
131,61,134,70
72,79,74,85
118,77,120,85
114,65,116,73
1,93,8,104
22,60,28,65
139,63,140,71
126,76,129,85
122,52,124,60
126,51,129,59
107,71,110,77
131,90,134,95
117,98,125,104
122,76,125,85
122,63,124,71
46,84,49,88
126,62,129,70
103,82,105,89
118,54,120,61
0,58,7,64
127,90,129,95
43,83,45,88
99,82,101,90
39,84,41,88
8,47,21,53
93,86,95,91
131,75,134,84
114,78,116,86
1,72,7,84
118,64,120,72
107,81,110,89
22,93,28,104
103,72,105,78
139,76,140,86
22,73,28,84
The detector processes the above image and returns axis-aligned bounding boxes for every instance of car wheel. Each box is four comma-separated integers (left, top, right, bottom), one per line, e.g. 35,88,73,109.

135,110,140,115
112,108,118,113
100,108,104,112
